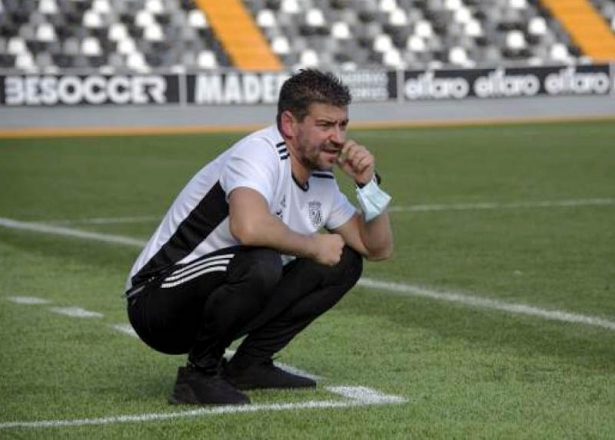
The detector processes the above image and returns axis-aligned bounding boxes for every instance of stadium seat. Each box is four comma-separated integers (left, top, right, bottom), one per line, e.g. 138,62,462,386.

0,0,605,72
82,36,102,57
39,0,58,15
35,23,57,43
271,35,290,55
126,51,149,71
331,21,351,39
299,48,319,67
187,9,207,28
197,49,218,69
550,42,573,63
15,51,36,70
256,9,277,28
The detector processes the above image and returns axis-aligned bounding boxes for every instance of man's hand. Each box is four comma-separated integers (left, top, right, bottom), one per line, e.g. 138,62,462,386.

336,140,375,186
310,233,345,266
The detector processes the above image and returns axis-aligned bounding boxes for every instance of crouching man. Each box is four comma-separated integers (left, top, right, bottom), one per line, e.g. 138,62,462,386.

125,69,393,405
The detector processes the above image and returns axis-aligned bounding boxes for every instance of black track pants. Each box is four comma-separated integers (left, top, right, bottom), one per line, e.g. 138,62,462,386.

127,245,363,373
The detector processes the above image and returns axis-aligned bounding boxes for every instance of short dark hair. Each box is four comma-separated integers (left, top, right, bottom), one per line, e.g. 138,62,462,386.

276,69,352,127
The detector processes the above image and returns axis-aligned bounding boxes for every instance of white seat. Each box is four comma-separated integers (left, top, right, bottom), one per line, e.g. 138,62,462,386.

527,16,547,36
305,8,326,27
36,23,57,42
373,34,393,52
331,21,351,39
117,38,137,55
299,49,319,67
509,0,527,9
39,0,58,14
126,52,150,71
197,50,218,69
108,23,129,41
92,0,111,14
281,0,300,14
379,0,398,13
415,20,434,38
15,52,36,70
83,10,103,28
449,46,469,64
406,35,426,52
444,0,462,10
612,16,615,32
143,23,164,41
271,36,290,54
382,48,403,68
145,0,165,14
550,43,571,62
135,10,155,27
188,9,207,28
81,37,102,56
7,37,27,54
389,9,408,26
465,20,483,37
506,30,526,50
454,7,472,24
256,9,277,28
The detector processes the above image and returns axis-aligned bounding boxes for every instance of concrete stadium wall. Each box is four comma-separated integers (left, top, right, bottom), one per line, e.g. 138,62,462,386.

0,95,614,136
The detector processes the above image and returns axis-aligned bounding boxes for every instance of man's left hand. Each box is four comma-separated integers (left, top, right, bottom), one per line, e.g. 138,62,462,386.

336,140,375,186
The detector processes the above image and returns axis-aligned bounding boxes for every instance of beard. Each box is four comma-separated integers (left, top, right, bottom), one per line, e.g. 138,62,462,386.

296,135,341,172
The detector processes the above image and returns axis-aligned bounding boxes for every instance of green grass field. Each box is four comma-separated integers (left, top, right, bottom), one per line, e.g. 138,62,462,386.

1,120,614,439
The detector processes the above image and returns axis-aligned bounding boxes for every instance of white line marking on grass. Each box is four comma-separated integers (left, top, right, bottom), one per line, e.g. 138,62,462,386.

0,217,147,247
111,323,138,337
0,386,407,429
359,278,615,331
49,307,103,318
329,386,406,404
6,296,50,305
389,198,615,213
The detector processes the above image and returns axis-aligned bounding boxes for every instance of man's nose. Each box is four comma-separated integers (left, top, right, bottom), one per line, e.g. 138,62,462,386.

330,126,345,144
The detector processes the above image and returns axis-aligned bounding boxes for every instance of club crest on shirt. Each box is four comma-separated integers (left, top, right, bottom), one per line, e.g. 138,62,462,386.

308,201,322,228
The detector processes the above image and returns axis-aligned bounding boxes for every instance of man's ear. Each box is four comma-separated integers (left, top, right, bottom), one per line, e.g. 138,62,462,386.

280,110,295,139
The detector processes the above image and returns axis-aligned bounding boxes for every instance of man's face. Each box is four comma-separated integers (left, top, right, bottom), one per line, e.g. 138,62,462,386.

291,103,349,172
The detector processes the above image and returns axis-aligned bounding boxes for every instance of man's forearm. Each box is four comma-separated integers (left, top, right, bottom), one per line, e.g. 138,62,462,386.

359,212,393,261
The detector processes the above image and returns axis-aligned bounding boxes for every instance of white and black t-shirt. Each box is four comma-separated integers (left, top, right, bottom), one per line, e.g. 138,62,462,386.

126,125,357,291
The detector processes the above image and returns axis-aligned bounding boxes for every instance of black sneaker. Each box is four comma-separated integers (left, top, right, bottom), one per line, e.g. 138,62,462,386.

169,365,250,405
223,358,317,390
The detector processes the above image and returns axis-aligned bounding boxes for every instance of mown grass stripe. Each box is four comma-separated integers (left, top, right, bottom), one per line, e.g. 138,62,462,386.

358,278,615,331
2,215,614,331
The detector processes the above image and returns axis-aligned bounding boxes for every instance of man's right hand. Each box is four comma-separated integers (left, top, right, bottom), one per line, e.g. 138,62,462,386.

311,233,345,266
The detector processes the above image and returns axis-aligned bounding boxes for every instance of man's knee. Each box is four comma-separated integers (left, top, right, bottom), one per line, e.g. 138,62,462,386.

337,245,363,287
317,246,363,291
